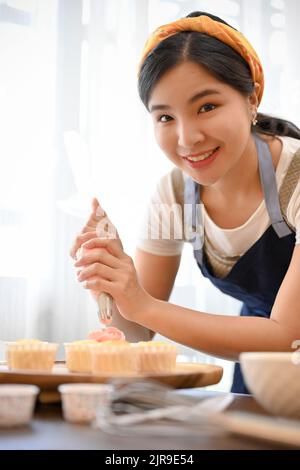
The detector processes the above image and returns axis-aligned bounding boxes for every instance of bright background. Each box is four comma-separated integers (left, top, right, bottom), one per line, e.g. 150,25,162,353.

0,0,299,391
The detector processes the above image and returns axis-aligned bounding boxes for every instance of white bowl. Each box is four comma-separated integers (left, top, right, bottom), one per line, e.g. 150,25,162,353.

0,384,40,427
240,352,300,418
58,383,113,424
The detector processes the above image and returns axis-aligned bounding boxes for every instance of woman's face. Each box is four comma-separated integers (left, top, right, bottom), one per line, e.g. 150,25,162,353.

148,60,256,186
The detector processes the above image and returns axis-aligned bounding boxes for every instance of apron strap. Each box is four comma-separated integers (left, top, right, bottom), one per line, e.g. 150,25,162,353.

254,134,292,238
184,177,203,263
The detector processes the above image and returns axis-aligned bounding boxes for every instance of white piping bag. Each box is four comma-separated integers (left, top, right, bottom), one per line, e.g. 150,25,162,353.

75,247,113,325
63,131,115,325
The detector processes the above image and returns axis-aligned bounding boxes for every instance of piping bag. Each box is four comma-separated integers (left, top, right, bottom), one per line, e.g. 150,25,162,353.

74,199,118,326
97,291,113,325
63,130,115,326
91,204,117,326
75,200,118,326
76,247,113,326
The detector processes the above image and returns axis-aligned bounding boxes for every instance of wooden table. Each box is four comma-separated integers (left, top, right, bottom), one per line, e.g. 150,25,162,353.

0,389,297,451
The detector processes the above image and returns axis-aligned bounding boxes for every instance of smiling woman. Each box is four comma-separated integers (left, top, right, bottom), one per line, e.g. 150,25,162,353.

71,10,300,395
147,61,257,187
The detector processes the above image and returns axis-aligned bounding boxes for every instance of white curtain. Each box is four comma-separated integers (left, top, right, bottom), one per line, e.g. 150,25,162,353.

1,0,299,390
0,0,58,343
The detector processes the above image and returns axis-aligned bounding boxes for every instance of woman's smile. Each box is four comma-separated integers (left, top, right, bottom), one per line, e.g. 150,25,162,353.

182,146,221,168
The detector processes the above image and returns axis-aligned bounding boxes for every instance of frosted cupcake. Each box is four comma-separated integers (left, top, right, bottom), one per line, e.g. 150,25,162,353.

135,341,177,373
87,327,125,342
90,341,137,375
6,339,58,372
64,340,98,373
65,327,126,373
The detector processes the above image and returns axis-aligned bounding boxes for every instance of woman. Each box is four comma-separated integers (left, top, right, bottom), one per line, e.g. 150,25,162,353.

71,12,300,393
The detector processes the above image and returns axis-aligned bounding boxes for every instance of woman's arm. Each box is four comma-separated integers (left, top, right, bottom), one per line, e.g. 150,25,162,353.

131,245,300,360
76,239,300,362
130,246,300,361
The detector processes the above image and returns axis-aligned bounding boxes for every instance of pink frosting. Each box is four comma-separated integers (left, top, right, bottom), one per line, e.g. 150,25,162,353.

87,327,125,342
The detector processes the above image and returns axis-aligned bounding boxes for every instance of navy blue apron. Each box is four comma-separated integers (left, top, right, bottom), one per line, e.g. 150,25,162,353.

184,134,295,394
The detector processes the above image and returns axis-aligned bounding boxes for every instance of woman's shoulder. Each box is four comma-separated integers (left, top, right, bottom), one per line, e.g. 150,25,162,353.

278,135,300,234
276,135,300,176
154,166,185,206
279,135,300,154
257,133,299,172
256,133,300,181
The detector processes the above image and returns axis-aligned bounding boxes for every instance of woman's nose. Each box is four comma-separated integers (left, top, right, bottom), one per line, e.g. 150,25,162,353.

177,119,205,150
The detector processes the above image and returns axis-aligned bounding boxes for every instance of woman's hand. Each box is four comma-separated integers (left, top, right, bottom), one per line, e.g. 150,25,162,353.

73,235,153,323
70,198,123,302
70,198,122,260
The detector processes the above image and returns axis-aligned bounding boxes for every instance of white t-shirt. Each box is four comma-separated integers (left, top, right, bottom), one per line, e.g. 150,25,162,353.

137,136,300,264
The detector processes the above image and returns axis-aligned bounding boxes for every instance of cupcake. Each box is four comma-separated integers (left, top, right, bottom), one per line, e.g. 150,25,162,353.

64,340,98,373
64,327,126,373
6,339,58,372
135,341,177,373
90,341,137,375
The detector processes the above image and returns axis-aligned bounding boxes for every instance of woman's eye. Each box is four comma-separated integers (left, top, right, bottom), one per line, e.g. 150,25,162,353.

158,114,173,122
199,103,216,113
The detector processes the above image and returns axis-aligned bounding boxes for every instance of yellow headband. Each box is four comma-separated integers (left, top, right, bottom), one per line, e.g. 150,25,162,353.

139,15,264,105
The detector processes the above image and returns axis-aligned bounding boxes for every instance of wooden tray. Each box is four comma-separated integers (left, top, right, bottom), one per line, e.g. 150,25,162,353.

0,362,223,403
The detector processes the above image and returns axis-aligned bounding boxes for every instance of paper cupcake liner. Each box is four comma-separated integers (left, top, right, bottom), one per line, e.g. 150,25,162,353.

5,342,58,371
90,344,138,374
135,343,177,373
64,343,96,373
0,385,40,427
59,383,113,423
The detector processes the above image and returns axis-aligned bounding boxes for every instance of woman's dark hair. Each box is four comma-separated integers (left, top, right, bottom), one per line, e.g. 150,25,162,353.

138,11,300,139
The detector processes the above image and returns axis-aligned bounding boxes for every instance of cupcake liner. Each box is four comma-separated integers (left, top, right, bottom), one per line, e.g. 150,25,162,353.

59,383,113,424
135,342,177,373
90,343,138,375
0,385,40,427
64,342,97,373
5,341,58,371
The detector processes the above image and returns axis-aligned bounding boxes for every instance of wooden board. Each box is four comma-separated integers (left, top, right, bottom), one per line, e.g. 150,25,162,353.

214,411,300,448
0,362,223,402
